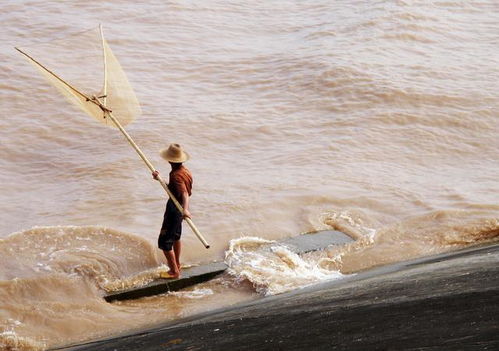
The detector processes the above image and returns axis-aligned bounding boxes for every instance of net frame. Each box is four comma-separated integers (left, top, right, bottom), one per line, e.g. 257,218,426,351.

15,25,140,128
15,25,210,248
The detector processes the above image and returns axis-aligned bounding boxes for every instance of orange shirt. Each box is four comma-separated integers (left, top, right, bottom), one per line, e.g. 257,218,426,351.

168,166,192,200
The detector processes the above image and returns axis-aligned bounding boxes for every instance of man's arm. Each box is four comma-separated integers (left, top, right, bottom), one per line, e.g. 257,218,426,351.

153,171,190,218
180,191,191,219
152,170,161,181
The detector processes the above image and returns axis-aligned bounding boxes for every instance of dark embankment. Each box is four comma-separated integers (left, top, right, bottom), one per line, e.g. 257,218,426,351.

62,243,499,351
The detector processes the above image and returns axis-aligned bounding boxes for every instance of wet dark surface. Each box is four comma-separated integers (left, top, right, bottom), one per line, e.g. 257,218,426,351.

63,243,499,351
103,262,228,302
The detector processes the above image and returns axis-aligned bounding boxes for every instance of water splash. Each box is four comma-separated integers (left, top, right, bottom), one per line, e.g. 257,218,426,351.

169,288,214,299
225,236,344,295
0,330,46,351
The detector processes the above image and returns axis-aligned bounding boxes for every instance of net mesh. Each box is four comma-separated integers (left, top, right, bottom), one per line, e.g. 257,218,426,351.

17,26,140,127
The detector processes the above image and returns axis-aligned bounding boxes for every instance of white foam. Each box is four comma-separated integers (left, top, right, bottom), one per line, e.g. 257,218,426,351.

0,330,46,351
324,210,377,242
225,236,345,295
169,288,214,299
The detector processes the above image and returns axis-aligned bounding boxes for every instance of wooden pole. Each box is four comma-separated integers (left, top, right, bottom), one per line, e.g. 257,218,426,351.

16,30,210,248
106,111,210,249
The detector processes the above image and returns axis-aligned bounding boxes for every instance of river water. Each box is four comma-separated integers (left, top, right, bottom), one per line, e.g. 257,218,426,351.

1,1,498,349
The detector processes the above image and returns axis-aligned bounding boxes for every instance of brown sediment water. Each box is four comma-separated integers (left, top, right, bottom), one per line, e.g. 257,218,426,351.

1,0,499,350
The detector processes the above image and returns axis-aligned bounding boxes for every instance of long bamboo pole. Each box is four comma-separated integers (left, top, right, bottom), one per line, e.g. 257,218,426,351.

15,44,210,249
105,111,210,248
99,24,108,107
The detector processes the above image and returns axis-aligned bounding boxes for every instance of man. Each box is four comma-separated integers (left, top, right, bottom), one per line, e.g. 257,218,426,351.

152,143,192,279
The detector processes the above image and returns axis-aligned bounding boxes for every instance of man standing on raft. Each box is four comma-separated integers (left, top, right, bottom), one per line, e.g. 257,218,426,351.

152,143,192,279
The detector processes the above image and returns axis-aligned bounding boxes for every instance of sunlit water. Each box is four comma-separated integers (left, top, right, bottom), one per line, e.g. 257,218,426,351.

1,0,498,349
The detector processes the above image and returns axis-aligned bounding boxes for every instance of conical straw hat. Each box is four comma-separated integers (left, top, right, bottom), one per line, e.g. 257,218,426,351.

160,143,190,163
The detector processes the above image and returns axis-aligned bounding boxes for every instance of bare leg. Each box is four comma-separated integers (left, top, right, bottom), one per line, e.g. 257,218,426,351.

173,240,182,272
162,249,180,278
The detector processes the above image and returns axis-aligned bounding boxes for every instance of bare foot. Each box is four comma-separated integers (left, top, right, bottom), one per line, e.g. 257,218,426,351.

168,270,180,279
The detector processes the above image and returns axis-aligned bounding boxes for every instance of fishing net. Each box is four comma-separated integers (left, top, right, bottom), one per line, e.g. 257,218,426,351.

16,26,140,127
16,26,210,248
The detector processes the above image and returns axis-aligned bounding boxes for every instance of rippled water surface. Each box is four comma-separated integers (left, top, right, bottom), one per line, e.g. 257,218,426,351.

1,1,498,349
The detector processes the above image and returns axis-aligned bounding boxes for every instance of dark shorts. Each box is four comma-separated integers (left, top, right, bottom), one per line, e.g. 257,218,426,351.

158,200,182,251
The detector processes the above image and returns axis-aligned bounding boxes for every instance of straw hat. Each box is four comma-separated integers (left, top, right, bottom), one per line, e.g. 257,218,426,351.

160,143,190,163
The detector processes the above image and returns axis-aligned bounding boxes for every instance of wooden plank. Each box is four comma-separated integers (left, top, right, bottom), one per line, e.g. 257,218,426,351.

104,230,353,302
282,230,353,254
104,262,227,302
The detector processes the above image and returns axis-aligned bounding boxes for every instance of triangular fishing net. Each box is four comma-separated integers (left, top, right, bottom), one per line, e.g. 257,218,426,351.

16,26,141,127
16,26,211,248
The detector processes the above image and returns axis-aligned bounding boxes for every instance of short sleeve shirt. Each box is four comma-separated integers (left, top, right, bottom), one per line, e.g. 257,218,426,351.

168,166,193,200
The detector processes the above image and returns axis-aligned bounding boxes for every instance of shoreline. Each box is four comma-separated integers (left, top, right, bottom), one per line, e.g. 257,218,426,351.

58,242,499,350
